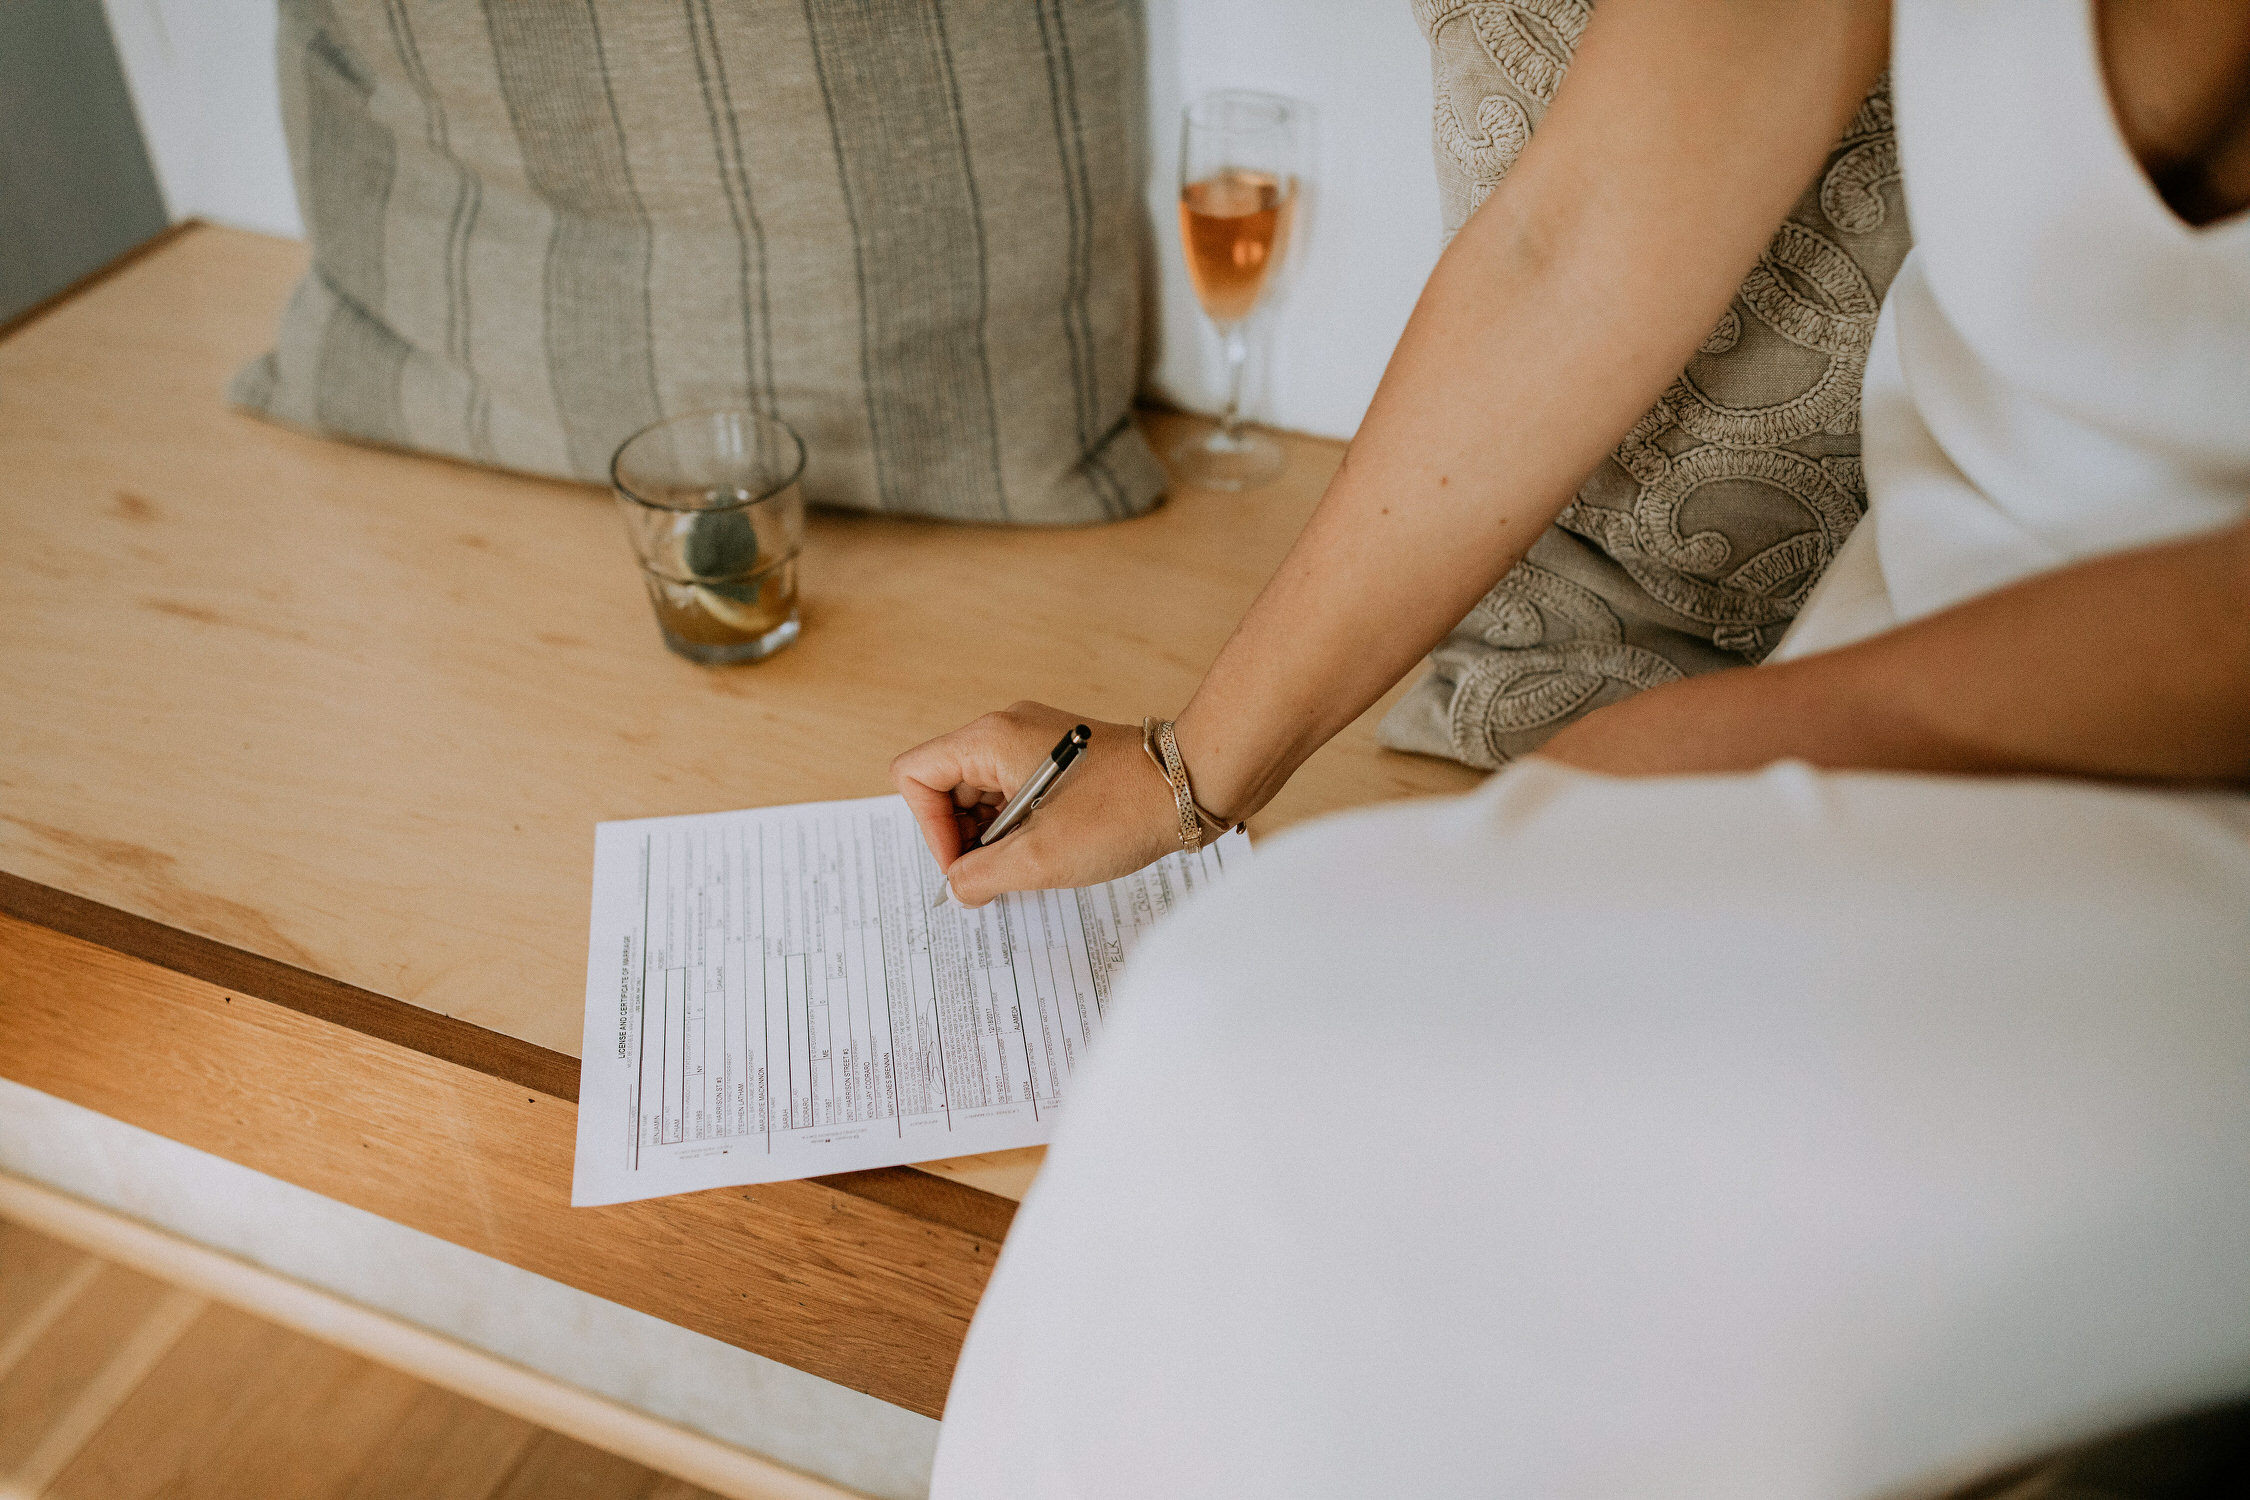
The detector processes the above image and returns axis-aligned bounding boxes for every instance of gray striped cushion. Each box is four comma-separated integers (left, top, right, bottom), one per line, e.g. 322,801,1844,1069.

232,0,1164,525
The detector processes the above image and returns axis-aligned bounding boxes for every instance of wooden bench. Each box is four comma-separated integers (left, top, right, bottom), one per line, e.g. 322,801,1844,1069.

0,223,1478,1420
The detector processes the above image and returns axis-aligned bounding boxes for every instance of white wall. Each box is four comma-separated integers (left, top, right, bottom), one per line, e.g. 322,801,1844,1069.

101,0,1439,442
1141,0,1439,437
100,0,301,240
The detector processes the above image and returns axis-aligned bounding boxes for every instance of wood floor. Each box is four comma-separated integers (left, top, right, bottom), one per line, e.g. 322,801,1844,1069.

0,1218,726,1500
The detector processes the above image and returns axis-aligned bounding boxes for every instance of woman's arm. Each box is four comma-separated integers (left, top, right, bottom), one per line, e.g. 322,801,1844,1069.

1167,0,1889,822
1539,517,2250,784
895,0,1890,905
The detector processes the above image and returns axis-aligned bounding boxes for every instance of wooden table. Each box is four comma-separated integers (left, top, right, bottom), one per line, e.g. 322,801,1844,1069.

0,225,1479,1419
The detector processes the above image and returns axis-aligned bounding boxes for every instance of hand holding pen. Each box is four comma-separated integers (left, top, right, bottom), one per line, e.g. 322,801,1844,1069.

892,705,1194,910
930,723,1090,906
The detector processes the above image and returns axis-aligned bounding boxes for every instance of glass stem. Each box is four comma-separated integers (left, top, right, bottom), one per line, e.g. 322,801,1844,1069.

1218,322,1249,442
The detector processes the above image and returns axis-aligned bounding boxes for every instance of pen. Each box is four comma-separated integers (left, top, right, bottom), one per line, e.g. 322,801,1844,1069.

932,724,1092,907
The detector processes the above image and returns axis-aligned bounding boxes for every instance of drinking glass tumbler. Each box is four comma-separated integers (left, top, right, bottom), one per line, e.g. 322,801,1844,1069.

611,410,806,664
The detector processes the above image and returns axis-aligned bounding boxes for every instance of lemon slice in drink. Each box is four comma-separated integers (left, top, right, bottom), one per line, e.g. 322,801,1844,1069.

692,580,781,634
679,504,778,633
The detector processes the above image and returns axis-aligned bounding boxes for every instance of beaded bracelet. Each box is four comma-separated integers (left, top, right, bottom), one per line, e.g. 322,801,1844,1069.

1142,717,1243,853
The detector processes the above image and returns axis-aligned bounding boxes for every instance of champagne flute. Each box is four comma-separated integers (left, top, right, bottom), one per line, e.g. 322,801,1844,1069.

1175,90,1301,491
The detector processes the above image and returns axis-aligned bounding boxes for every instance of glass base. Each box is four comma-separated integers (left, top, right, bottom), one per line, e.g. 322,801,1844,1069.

1169,420,1285,492
659,609,800,664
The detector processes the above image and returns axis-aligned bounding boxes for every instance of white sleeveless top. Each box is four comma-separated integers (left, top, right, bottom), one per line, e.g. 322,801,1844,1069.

1788,0,2250,652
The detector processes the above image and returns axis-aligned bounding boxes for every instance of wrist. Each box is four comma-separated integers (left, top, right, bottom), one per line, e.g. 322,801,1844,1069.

1139,717,1238,849
1170,702,1295,825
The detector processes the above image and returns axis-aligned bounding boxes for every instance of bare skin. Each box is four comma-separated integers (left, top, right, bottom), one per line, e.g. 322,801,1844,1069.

2099,0,2250,227
893,0,2250,908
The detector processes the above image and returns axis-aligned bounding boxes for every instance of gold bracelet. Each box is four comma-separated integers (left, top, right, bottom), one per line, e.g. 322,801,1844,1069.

1142,718,1243,852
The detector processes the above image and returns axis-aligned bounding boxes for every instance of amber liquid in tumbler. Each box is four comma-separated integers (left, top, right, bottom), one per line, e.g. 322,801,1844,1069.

644,559,798,651
642,486,801,661
1179,169,1295,324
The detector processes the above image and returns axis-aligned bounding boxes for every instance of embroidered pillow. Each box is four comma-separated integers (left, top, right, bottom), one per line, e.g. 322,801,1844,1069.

1380,0,1912,767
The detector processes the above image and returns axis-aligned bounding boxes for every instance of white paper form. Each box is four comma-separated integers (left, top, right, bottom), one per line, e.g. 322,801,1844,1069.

572,794,1247,1206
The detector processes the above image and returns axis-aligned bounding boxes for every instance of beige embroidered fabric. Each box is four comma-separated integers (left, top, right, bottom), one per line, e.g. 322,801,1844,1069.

1380,1,1913,768
232,0,1164,525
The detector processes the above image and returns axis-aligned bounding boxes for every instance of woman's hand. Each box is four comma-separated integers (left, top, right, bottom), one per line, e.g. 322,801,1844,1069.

1532,517,2250,786
890,703,1186,907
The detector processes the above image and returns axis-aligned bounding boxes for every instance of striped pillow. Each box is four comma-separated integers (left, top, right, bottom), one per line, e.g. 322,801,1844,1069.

232,0,1165,526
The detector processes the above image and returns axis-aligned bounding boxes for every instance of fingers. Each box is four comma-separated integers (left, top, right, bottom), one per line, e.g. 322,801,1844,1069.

943,824,1058,908
894,758,971,869
889,705,1176,906
890,704,1074,874
890,721,1003,867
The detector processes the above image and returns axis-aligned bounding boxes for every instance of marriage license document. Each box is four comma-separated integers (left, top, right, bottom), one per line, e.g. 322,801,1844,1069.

573,794,1246,1206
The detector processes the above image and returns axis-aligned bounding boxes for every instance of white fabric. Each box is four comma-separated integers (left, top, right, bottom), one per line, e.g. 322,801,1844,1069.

933,765,2250,1497
931,4,2250,1493
1768,520,1892,662
1857,0,2249,629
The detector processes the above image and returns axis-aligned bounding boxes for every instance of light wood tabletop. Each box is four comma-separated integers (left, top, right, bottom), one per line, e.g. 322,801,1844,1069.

0,224,1479,1416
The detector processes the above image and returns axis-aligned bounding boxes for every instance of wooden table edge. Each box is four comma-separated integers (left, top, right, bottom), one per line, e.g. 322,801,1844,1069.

0,865,1018,1425
0,869,1015,1243
0,218,205,343
0,869,576,1096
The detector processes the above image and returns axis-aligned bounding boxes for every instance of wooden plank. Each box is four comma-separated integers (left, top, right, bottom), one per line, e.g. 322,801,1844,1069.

493,1431,724,1500
646,1479,737,1500
0,1261,204,1491
47,1302,425,1500
903,1148,1044,1203
0,219,192,341
0,1262,174,1471
0,222,1479,1065
0,869,575,1101
336,1388,540,1500
0,912,998,1418
0,1220,98,1369
1,1180,869,1500
0,868,1021,1238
